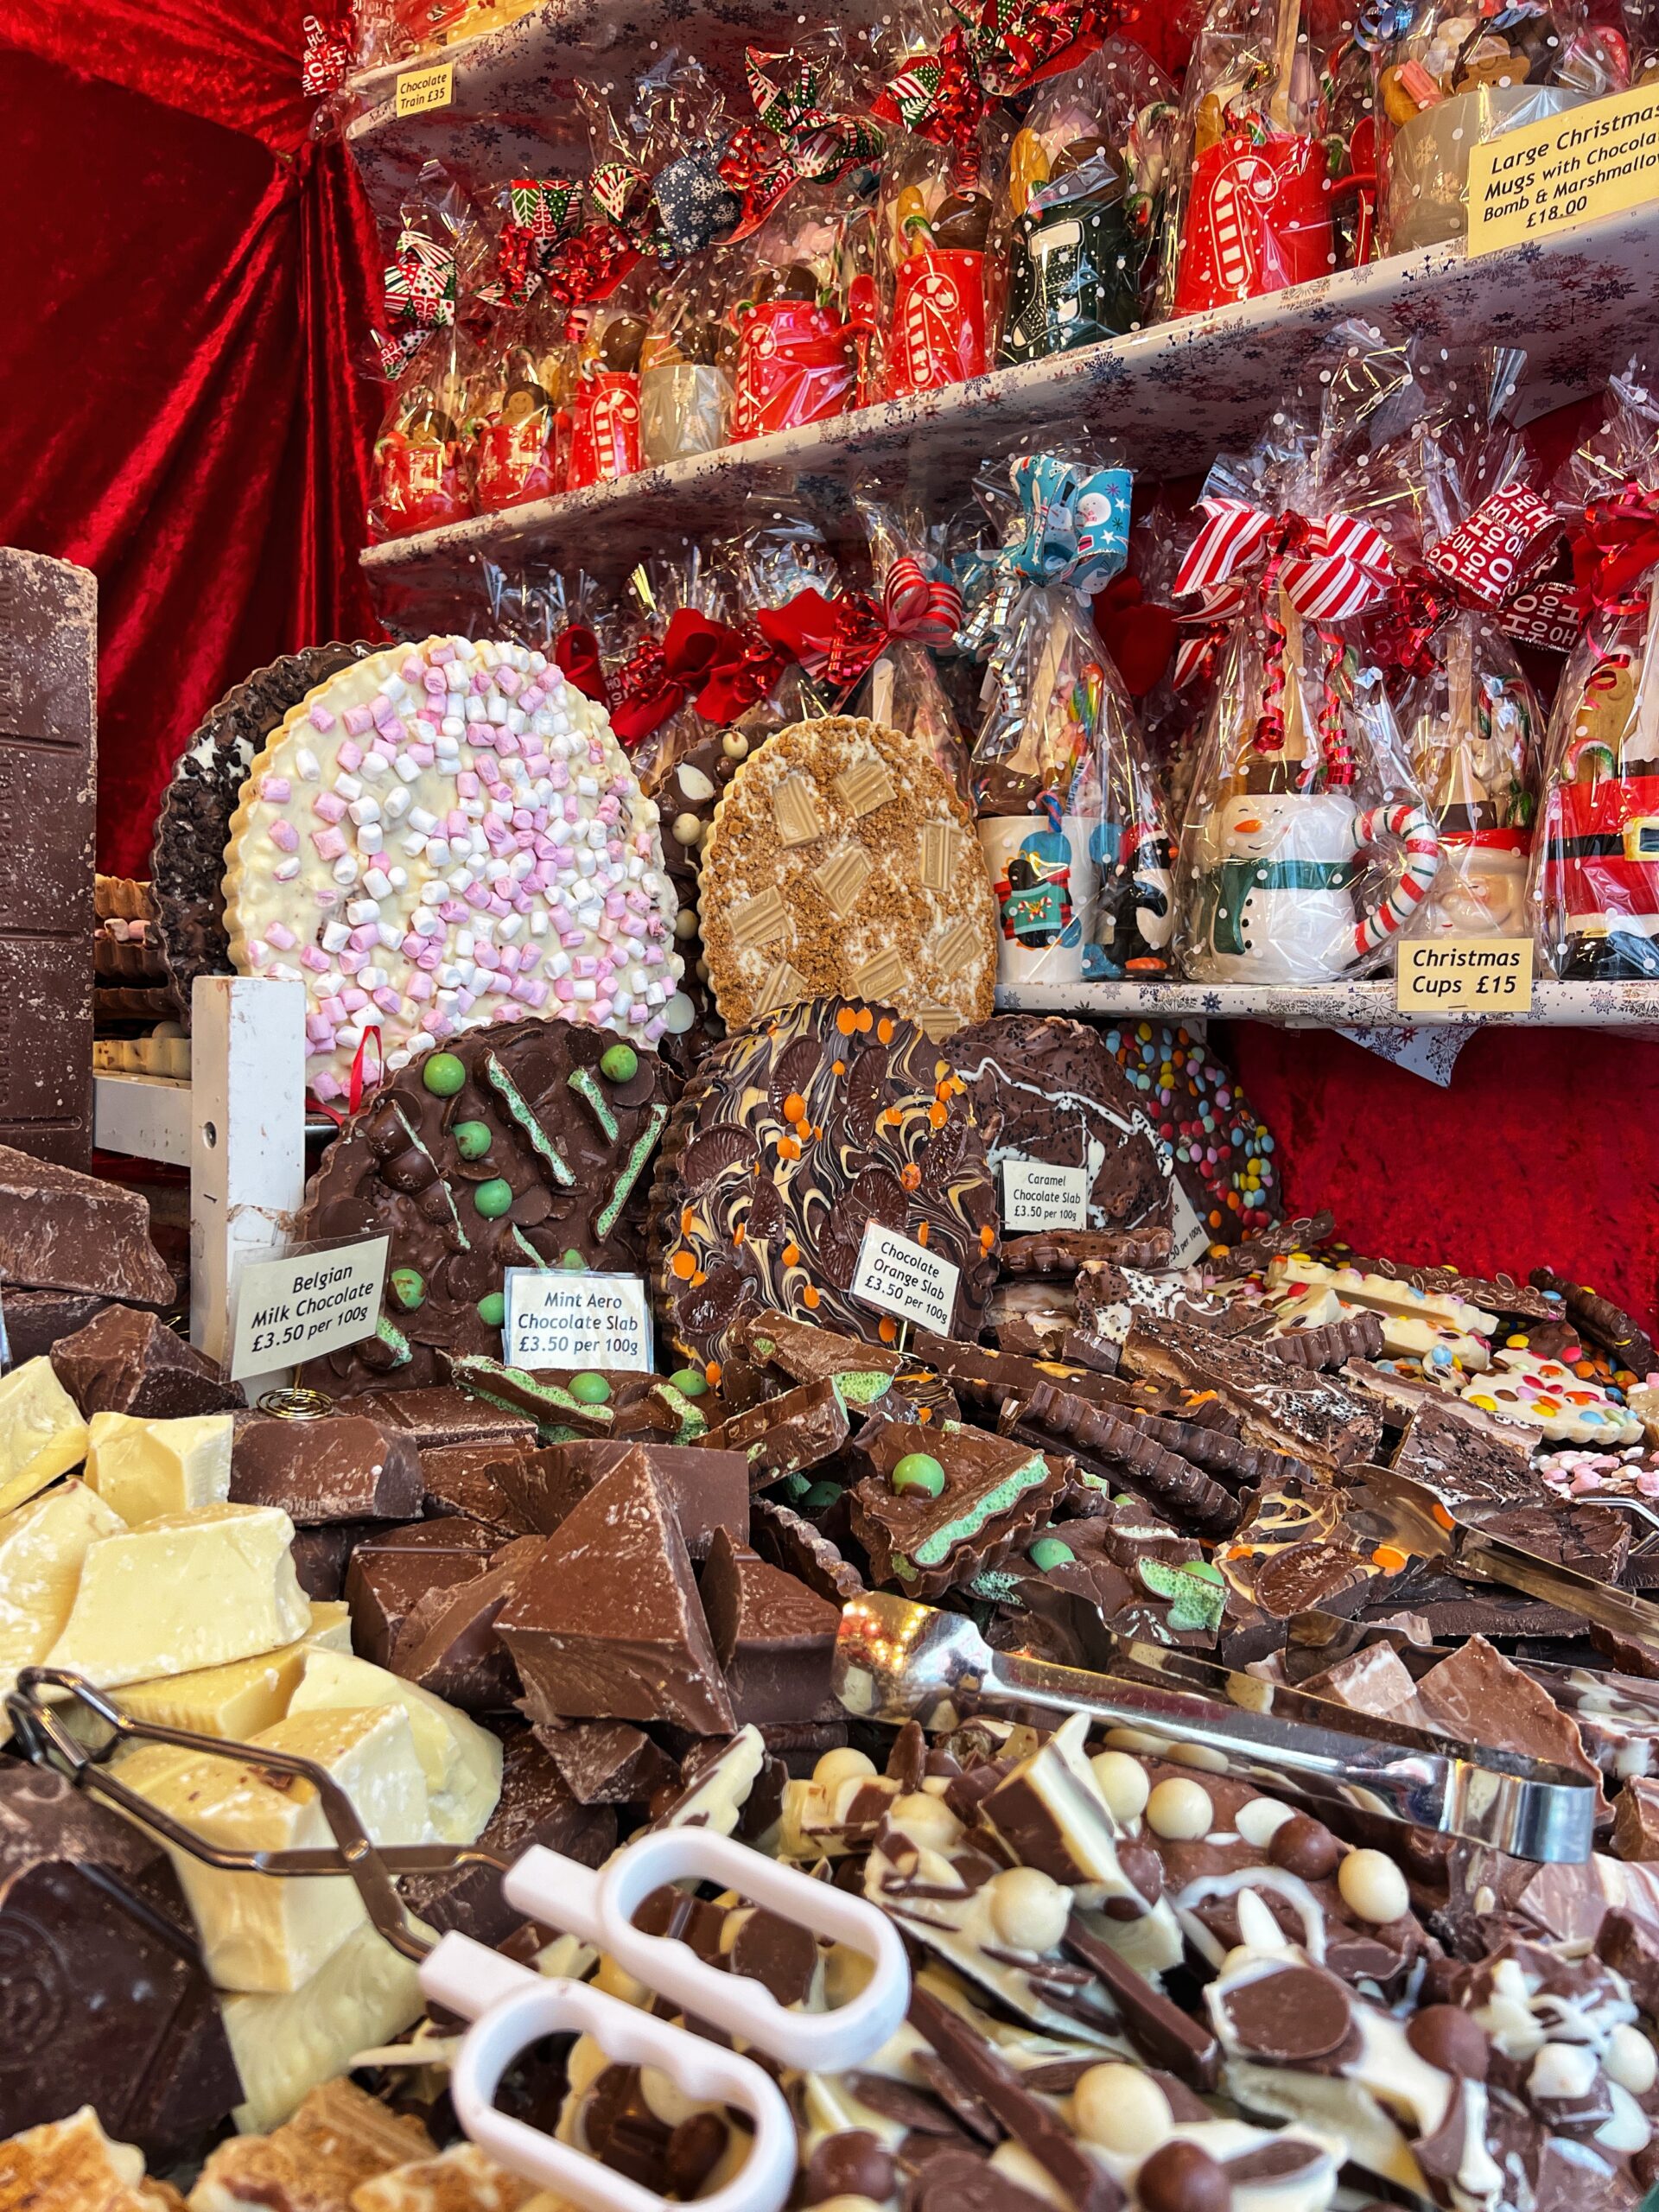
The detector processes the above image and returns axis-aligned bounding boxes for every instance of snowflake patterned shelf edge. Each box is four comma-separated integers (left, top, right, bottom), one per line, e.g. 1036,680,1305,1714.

358,203,1659,588
993,979,1659,1035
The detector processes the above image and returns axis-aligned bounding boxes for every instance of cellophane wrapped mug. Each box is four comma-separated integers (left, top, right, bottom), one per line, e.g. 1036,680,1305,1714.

640,252,740,465
467,299,575,513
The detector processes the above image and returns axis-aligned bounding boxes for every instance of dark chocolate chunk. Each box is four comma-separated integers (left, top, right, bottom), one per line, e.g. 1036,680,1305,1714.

536,1720,677,1806
496,1447,734,1735
288,1522,363,1601
750,1496,865,1604
699,1526,841,1726
1017,1382,1239,1536
3,1290,112,1367
230,1414,423,1524
493,1439,748,1560
1531,1268,1655,1371
1391,1395,1541,1514
49,1306,242,1419
0,550,97,1170
344,1516,499,1666
0,1142,173,1303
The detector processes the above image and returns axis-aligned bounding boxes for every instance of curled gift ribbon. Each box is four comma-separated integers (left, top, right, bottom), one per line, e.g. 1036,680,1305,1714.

960,453,1131,658
1571,480,1659,617
872,28,989,146
758,588,891,696
882,557,963,647
721,49,887,238
481,178,585,308
949,0,1100,95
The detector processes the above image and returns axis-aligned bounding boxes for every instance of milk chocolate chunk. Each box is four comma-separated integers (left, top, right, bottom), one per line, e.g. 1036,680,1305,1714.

343,1388,536,1452
1414,1637,1606,1803
537,1720,677,1806
345,1516,499,1666
0,1143,173,1303
702,1376,850,1489
749,1496,864,1603
699,1526,840,1726
1062,1918,1221,2087
0,1757,241,2157
5,1289,111,1366
418,1442,535,1534
1122,1314,1381,1471
1611,1777,1659,1862
48,1306,240,1419
850,1421,1067,1596
390,1538,544,1711
492,1439,747,1559
399,1724,615,1946
230,1414,423,1524
0,550,96,1171
734,1309,908,1396
1598,1905,1659,2014
950,1014,1171,1236
288,1522,361,1601
497,1448,734,1735
1217,1958,1355,2063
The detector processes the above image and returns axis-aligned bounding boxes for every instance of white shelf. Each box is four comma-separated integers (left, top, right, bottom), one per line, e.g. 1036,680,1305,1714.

93,1072,193,1169
995,978,1659,1035
359,204,1659,588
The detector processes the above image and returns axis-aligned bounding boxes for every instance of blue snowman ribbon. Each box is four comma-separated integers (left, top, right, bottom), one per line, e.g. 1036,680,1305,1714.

958,453,1133,656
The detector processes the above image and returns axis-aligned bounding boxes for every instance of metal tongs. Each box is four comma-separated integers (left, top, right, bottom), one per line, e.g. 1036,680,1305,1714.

9,1671,909,2212
836,1591,1596,1864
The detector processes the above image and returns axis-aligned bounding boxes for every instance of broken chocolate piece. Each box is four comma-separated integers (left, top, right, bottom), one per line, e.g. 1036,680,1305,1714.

343,1388,537,1452
418,1442,536,1534
230,1414,423,1524
749,1496,865,1604
1001,1228,1174,1274
1268,1312,1386,1370
48,1306,241,1419
537,1721,677,1807
1122,1315,1381,1471
1390,1395,1540,1514
1414,1637,1606,1804
699,1526,840,1726
390,1536,544,1711
850,1421,1069,1596
1017,1381,1239,1536
1062,1916,1222,2088
344,1517,499,1667
1612,1777,1659,1862
0,1143,174,1304
288,1522,362,1602
1532,1266,1656,1372
700,1376,850,1490
491,1439,747,1560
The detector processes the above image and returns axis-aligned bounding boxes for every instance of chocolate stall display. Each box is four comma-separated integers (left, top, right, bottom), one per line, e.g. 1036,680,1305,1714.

649,995,1000,1370
1166,0,1338,316
149,643,373,1026
1375,0,1627,253
221,634,685,1099
996,39,1176,366
296,1013,675,1392
696,713,997,1039
967,450,1177,987
1533,362,1659,980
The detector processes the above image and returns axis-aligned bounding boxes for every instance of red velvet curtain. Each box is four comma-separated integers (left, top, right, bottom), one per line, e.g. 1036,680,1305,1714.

0,2,382,875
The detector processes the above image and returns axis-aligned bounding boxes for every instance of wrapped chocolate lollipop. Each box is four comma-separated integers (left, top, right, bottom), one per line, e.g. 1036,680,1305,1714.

640,249,740,465
466,295,575,513
1166,0,1338,315
997,38,1178,365
967,449,1177,986
1531,361,1659,980
847,489,973,805
1375,0,1628,253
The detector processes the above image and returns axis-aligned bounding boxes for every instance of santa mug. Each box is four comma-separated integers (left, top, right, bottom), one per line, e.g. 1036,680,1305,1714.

1186,790,1441,985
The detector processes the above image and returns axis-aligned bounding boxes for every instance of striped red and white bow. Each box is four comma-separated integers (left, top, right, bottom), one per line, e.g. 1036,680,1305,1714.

882,557,963,647
1175,498,1396,620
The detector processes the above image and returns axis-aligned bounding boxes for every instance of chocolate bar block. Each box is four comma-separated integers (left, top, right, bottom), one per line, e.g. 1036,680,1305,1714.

0,1142,173,1303
342,1387,537,1452
344,1516,499,1667
0,550,96,1170
419,1442,535,1535
49,1306,241,1419
699,1526,840,1726
493,1440,747,1560
230,1414,423,1524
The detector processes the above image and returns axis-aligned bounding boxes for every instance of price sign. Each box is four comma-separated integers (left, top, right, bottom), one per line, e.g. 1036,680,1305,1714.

1168,1180,1211,1268
1396,938,1534,1016
1467,83,1659,257
1001,1159,1090,1232
395,61,454,115
503,1271,653,1371
230,1237,388,1381
850,1224,961,1336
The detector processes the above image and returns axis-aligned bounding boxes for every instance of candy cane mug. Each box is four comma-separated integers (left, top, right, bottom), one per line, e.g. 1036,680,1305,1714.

1186,791,1441,985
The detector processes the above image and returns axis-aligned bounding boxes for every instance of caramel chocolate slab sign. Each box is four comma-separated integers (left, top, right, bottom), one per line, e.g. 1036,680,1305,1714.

1467,84,1659,257
851,1223,961,1336
1396,936,1533,1015
503,1269,653,1372
394,60,454,115
1001,1159,1090,1233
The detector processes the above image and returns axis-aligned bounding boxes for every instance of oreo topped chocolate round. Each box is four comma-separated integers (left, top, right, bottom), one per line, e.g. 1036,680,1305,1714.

649,997,1000,1371
296,1014,677,1394
150,642,373,1028
950,1014,1172,1245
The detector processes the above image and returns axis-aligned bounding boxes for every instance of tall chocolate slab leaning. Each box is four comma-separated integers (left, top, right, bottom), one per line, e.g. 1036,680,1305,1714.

0,550,95,1167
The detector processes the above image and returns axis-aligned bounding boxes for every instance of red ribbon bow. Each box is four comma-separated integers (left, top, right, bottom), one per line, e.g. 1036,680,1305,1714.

664,610,786,727
1572,481,1659,616
554,625,608,705
882,558,962,647
758,588,891,695
872,28,989,146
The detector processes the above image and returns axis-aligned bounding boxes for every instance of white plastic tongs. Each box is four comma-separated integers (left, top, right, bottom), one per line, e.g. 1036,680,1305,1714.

9,1670,910,2212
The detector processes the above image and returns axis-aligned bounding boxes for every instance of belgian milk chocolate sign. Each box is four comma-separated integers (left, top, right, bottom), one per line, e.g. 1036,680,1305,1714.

231,1237,389,1379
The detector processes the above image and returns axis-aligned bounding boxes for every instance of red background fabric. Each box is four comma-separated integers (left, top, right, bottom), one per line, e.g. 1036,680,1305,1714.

2,0,1656,1335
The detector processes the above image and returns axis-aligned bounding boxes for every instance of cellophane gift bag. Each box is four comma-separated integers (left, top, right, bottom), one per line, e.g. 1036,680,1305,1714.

847,489,974,805
467,295,575,512
966,448,1178,984
640,251,741,464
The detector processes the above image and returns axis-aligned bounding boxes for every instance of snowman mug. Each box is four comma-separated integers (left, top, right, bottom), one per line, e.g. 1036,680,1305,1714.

1187,791,1442,986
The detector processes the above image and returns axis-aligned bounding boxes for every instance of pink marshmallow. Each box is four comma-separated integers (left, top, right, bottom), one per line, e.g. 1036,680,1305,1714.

311,827,347,861
266,922,296,951
308,702,336,733
312,791,347,823
268,820,299,853
260,776,292,804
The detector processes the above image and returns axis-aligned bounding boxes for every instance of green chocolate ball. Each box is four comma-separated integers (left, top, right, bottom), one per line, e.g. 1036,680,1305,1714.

388,1267,425,1312
473,1178,514,1218
600,1043,639,1084
800,1479,842,1515
422,1052,467,1097
670,1366,709,1398
453,1120,493,1160
561,1249,587,1271
1029,1536,1077,1572
892,1452,946,1499
570,1371,613,1404
478,1291,505,1327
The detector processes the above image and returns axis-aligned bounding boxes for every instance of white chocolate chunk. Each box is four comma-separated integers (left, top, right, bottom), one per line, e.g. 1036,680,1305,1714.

43,1503,309,1688
119,1703,434,1993
89,1630,323,1745
286,1647,502,1845
222,1919,427,2133
0,1358,90,1512
86,1411,232,1524
304,1600,353,1653
0,1480,125,1703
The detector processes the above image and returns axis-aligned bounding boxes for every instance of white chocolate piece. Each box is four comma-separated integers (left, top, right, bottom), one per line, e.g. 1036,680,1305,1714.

1071,2063,1173,2154
0,1480,125,1702
1605,2024,1658,2096
305,1600,353,1653
1146,1777,1214,1841
988,1866,1071,1955
43,1503,309,1688
223,1919,427,2133
1235,1796,1298,1848
889,1789,962,1853
286,1646,502,1845
92,1634,317,1744
0,1357,90,1513
1336,1847,1410,1925
814,1746,877,1790
86,1411,232,1524
1464,1349,1643,1445
1090,1750,1150,1824
119,1703,433,1993
1265,1255,1497,1338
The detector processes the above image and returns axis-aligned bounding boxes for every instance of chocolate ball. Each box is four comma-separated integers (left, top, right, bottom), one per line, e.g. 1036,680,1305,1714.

806,2131,895,2204
1406,2005,1491,2082
931,190,991,252
1117,1840,1164,1908
1136,2139,1232,2212
666,2112,728,2196
1268,1814,1341,1882
598,315,645,372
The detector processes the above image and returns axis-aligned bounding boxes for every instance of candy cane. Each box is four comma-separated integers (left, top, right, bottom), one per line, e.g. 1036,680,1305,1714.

1351,804,1443,959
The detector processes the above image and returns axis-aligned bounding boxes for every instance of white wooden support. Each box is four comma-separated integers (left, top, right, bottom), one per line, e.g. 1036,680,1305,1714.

189,976,308,1401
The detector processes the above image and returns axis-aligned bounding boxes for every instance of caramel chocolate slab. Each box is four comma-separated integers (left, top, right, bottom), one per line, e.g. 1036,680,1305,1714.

1122,1315,1380,1471
1001,1227,1174,1274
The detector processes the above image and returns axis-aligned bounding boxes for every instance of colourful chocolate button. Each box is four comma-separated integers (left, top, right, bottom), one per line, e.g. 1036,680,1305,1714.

478,1291,505,1327
1029,1536,1076,1571
389,1268,425,1311
453,1121,493,1160
600,1044,639,1084
670,1367,708,1398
